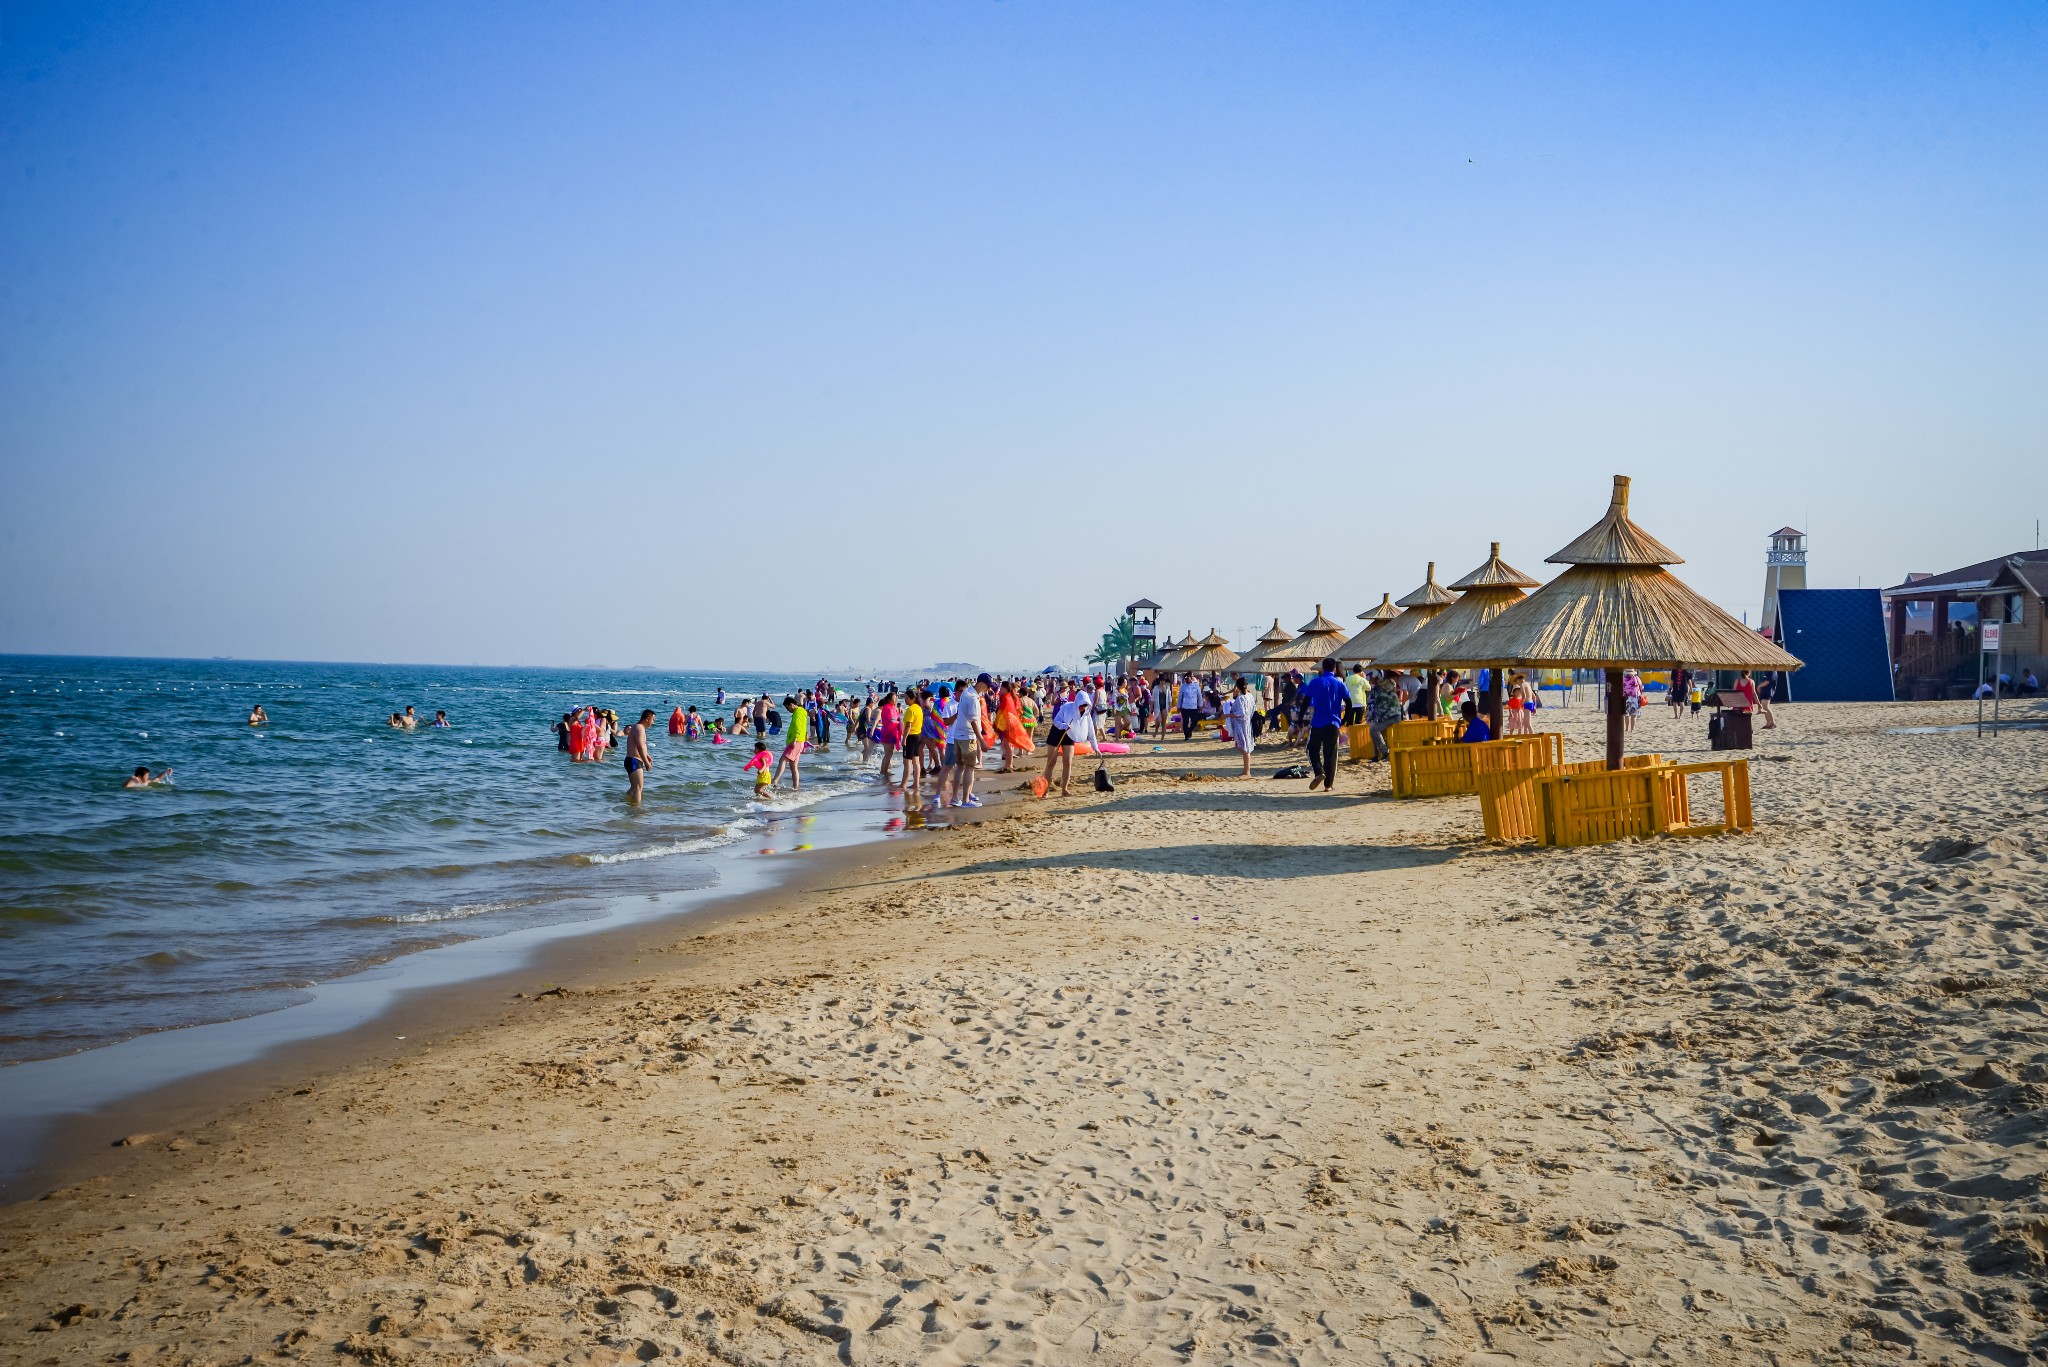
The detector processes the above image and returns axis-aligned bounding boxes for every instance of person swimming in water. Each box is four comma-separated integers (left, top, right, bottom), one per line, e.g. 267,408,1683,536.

124,765,172,788
388,713,405,729
248,703,268,726
432,710,450,728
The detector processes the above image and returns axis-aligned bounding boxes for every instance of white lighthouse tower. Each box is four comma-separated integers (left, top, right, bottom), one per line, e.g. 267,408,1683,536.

1760,527,1807,642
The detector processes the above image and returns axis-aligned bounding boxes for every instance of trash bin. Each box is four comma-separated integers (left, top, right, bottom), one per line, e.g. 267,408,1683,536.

1711,694,1752,751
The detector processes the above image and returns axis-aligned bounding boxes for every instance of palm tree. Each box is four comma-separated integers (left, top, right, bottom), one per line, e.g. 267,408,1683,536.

1085,614,1140,673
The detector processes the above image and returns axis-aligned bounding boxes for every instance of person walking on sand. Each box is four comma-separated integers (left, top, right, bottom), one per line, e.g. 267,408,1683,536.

1299,657,1350,792
1041,688,1094,797
946,673,989,808
1736,670,1774,729
1367,670,1403,761
772,693,808,791
1222,677,1256,777
623,709,655,804
1177,673,1203,741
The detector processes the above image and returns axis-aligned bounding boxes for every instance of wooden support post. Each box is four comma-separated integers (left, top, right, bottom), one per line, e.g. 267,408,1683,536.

1484,670,1504,739
1605,667,1625,771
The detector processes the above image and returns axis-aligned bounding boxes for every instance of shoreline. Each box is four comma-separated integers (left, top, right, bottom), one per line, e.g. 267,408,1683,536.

0,766,1019,1199
4,701,2043,1363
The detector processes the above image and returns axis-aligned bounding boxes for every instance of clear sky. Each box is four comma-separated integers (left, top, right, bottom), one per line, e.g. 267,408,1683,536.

2,1,2042,670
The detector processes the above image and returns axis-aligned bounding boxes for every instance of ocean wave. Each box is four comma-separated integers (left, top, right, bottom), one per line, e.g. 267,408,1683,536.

375,900,521,925
577,821,761,865
551,689,675,697
745,776,876,814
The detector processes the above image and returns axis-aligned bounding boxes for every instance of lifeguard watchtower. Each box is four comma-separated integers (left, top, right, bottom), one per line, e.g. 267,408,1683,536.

1760,528,1806,641
1127,599,1160,655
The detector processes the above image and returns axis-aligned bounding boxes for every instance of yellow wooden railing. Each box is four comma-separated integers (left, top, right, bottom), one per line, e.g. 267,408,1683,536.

1389,733,1559,798
1476,757,1752,847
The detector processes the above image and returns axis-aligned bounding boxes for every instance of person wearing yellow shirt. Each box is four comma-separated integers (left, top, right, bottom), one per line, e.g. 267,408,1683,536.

771,693,809,791
901,692,927,801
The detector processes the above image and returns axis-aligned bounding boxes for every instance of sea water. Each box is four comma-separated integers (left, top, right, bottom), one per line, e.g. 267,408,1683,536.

0,656,888,1065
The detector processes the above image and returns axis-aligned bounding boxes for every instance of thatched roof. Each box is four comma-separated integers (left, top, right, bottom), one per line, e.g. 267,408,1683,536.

1356,593,1402,622
1449,542,1540,591
1547,475,1682,566
1397,563,1458,608
1229,618,1298,675
1268,605,1352,665
1175,629,1240,675
1450,478,1804,671
1335,595,1401,661
1343,566,1453,666
1373,544,1539,669
1149,631,1199,672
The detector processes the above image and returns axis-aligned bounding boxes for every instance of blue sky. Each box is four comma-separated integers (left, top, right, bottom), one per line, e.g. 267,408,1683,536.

2,1,2042,669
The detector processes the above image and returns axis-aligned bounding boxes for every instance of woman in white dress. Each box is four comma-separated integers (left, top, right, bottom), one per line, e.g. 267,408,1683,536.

1221,678,1256,777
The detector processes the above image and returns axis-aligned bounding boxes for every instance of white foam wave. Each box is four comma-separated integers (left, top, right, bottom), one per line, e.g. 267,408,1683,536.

579,821,762,866
744,776,874,814
553,689,673,697
379,900,519,925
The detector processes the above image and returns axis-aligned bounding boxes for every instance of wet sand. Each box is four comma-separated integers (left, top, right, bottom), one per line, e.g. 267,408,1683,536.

2,698,2043,1364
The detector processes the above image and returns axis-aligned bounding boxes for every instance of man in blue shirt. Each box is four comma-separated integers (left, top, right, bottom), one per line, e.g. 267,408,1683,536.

1299,657,1352,791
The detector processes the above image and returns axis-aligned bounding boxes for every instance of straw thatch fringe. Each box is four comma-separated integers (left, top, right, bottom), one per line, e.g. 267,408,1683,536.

1344,601,1448,666
1174,629,1240,675
1227,619,1298,675
1372,543,1537,668
1447,562,1804,670
1149,632,1200,672
1267,605,1351,665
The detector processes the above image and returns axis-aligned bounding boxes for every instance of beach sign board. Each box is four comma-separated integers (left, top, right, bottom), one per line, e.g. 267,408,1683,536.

1982,623,2001,652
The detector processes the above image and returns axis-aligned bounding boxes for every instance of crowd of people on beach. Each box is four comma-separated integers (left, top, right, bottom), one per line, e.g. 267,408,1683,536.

568,664,1508,808
511,655,1812,810
130,662,1791,800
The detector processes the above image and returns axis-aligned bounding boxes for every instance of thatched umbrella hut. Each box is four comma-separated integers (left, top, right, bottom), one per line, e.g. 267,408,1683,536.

1371,544,1539,735
1266,605,1352,671
1335,595,1403,664
1345,564,1457,675
1150,631,1199,675
1176,628,1240,677
1449,476,1802,769
1229,618,1298,678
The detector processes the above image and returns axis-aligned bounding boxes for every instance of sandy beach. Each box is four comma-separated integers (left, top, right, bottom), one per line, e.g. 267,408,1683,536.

3,698,2044,1365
